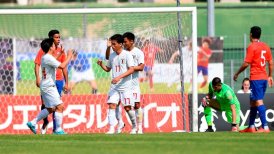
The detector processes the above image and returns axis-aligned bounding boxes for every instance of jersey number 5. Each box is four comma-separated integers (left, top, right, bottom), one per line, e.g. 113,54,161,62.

261,50,266,66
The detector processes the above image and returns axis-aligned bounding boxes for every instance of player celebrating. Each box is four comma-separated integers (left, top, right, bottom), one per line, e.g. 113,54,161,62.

201,77,241,132
27,38,74,135
97,34,137,134
123,32,145,134
234,26,273,133
34,29,68,134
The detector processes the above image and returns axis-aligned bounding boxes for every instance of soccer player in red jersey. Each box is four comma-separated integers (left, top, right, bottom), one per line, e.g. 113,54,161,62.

197,38,212,89
141,40,162,92
234,26,273,133
34,30,68,134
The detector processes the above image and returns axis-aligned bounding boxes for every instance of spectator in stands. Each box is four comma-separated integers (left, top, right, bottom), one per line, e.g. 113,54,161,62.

237,78,251,94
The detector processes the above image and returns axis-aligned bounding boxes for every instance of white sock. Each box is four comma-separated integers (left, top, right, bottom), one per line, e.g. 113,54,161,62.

108,109,116,127
54,112,63,132
135,108,143,129
115,106,124,125
31,109,49,126
127,109,136,128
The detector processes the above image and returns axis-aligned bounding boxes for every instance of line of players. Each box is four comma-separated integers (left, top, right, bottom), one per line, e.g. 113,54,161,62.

27,30,144,135
27,25,272,134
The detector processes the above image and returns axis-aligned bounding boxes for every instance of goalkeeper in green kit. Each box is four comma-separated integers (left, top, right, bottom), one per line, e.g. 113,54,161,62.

201,77,241,132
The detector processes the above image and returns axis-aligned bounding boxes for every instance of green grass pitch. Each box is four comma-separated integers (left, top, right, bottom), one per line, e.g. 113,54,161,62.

0,132,273,154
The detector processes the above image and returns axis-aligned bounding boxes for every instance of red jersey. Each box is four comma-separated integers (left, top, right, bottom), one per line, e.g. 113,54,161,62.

34,47,66,80
245,41,272,80
197,47,212,67
142,44,160,67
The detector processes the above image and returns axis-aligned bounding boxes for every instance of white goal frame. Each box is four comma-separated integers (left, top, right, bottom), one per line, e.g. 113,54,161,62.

0,7,198,132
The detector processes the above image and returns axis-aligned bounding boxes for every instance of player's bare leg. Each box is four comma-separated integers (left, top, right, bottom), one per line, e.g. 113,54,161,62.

148,71,154,92
200,75,208,88
90,80,98,94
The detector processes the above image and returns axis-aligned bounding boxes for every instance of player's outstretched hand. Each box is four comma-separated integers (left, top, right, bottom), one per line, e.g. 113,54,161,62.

97,59,103,66
111,77,120,84
107,38,111,47
201,96,209,107
233,73,238,81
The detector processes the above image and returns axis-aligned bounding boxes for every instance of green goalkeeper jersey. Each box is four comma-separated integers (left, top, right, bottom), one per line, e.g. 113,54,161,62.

209,82,241,112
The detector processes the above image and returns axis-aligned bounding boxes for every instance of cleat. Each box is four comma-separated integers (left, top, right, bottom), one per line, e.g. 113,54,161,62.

116,123,125,134
53,130,67,135
106,127,115,134
130,127,137,134
257,127,270,133
41,125,48,135
205,128,214,132
137,129,143,134
239,127,256,133
27,122,36,134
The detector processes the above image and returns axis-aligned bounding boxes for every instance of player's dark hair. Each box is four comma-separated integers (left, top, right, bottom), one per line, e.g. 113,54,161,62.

250,26,261,39
40,38,54,53
202,37,212,45
123,32,135,41
212,77,222,86
110,34,124,44
48,29,59,38
241,77,250,90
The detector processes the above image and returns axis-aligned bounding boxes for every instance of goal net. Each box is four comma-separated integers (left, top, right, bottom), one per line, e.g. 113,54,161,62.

0,7,198,134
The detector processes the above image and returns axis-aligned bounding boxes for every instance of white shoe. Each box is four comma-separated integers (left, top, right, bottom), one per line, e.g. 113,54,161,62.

40,126,47,135
105,127,115,134
130,127,137,134
116,122,125,134
137,129,143,134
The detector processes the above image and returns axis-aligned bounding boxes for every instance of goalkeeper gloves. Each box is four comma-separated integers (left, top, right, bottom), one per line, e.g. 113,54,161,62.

201,96,210,107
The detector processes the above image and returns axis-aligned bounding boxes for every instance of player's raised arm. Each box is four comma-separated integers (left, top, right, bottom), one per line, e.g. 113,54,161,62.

105,39,111,60
97,59,111,72
58,49,74,69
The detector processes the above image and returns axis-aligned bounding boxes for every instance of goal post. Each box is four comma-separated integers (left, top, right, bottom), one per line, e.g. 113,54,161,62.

0,7,198,133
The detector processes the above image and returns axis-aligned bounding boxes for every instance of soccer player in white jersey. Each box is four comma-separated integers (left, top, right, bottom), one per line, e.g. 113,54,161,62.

168,41,193,92
27,38,74,135
123,32,145,134
97,34,137,134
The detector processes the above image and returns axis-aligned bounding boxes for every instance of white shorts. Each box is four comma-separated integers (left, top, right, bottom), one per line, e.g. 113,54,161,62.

132,86,141,103
41,86,63,108
71,67,95,83
107,88,134,107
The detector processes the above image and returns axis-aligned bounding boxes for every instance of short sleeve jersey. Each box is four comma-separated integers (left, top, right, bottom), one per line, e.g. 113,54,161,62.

107,50,134,91
130,47,144,87
34,47,66,80
209,82,240,112
142,44,160,67
245,41,272,80
197,47,212,67
40,54,61,89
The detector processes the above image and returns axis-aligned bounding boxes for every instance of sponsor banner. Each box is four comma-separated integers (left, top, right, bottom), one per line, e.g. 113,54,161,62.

198,94,274,131
0,94,189,134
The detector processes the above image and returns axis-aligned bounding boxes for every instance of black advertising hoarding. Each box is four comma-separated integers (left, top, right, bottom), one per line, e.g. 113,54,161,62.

197,94,274,132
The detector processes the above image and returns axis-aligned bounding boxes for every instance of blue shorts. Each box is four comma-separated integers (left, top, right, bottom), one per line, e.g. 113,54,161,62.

197,66,208,75
55,80,64,96
144,66,152,73
250,80,267,101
